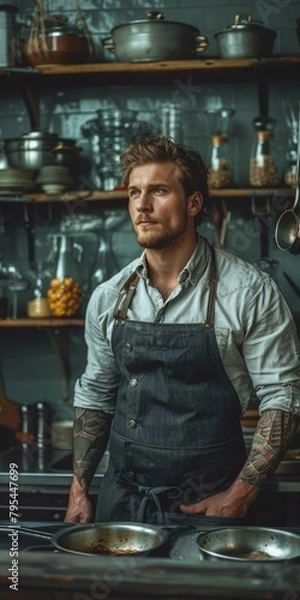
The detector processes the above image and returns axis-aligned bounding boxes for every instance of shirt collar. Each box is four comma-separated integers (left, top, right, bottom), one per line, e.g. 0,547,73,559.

135,235,211,286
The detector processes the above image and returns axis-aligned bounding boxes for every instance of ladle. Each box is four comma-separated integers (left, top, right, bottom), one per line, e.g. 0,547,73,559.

275,102,300,253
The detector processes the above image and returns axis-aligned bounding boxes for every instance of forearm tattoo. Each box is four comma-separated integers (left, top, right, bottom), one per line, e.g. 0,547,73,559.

240,409,299,488
73,408,113,490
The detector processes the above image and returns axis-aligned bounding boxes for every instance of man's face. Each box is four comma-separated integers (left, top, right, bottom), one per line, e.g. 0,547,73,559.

127,162,199,250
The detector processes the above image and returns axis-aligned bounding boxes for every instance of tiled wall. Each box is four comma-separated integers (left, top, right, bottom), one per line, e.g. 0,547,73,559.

0,0,299,418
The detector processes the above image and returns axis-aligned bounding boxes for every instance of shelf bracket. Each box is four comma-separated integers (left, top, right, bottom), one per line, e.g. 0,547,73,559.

251,196,272,258
254,63,270,117
20,84,41,131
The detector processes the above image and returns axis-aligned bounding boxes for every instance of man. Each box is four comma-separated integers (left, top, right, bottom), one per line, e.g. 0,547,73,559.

65,135,300,526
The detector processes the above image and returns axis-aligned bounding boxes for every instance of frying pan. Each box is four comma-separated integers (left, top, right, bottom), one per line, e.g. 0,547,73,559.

0,522,194,556
196,527,300,562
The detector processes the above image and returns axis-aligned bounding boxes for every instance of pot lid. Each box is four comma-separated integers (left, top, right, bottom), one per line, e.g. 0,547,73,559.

44,25,86,37
21,131,59,139
111,11,199,33
216,13,276,35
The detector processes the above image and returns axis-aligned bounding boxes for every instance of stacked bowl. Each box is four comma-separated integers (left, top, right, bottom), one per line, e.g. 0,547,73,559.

36,165,74,194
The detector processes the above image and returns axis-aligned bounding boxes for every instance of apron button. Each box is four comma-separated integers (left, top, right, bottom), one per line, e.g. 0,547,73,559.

129,378,138,387
128,419,137,429
126,471,136,481
125,342,133,352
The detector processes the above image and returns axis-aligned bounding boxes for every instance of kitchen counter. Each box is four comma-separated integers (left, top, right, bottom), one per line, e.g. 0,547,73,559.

0,521,299,599
0,445,106,489
0,444,299,526
0,444,299,492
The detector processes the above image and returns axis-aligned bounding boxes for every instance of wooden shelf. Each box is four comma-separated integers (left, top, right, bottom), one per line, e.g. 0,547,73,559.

0,318,84,327
1,55,299,92
19,187,296,203
11,55,300,76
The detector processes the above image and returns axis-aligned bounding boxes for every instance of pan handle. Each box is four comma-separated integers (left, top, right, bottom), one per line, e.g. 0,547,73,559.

0,525,52,540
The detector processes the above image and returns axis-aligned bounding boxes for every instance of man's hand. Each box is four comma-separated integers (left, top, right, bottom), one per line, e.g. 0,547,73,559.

179,479,260,518
64,408,113,523
64,477,93,523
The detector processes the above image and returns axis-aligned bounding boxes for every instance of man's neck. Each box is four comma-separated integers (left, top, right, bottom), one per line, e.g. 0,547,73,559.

145,236,198,299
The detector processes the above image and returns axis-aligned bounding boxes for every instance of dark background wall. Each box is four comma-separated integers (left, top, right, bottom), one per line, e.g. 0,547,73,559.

0,0,299,421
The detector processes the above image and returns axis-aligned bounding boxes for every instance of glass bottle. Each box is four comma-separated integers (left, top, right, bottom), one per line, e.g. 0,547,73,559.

204,108,235,189
47,234,83,317
249,117,281,188
208,134,233,189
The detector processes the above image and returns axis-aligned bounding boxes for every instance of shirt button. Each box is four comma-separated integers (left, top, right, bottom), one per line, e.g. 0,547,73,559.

128,419,137,429
129,378,138,387
126,471,136,481
125,342,132,352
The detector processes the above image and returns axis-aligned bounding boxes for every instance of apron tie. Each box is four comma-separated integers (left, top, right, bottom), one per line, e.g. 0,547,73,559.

114,472,182,525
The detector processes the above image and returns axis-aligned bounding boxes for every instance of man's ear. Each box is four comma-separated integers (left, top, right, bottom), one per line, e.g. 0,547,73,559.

188,191,203,217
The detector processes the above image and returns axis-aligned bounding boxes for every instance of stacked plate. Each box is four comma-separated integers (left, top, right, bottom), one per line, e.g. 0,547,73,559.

0,168,37,194
36,165,74,195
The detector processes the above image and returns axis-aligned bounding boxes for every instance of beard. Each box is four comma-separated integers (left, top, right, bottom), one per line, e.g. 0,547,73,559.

135,218,188,250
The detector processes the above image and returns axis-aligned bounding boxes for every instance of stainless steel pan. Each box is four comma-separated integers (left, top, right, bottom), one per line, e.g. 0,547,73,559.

0,522,194,556
196,527,300,562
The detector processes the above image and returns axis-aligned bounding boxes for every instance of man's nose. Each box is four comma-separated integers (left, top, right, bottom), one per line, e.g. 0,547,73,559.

136,191,151,211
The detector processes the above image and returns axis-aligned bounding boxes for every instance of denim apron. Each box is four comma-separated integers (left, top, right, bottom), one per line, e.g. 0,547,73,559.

95,245,248,526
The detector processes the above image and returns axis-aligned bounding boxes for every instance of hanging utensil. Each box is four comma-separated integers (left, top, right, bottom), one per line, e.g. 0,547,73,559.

275,101,300,253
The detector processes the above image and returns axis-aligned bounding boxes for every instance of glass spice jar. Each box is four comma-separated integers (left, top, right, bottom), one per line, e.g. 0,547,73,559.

208,134,233,189
249,128,281,188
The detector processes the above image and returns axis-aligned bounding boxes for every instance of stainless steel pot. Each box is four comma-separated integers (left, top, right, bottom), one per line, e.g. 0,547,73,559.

196,527,300,562
4,131,59,169
102,11,209,62
215,14,276,59
3,132,80,170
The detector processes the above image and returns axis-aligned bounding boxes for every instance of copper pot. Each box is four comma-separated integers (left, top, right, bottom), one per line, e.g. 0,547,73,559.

24,25,93,66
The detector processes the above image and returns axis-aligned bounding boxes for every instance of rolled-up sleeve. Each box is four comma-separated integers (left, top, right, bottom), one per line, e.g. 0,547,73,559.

74,286,120,413
243,276,300,416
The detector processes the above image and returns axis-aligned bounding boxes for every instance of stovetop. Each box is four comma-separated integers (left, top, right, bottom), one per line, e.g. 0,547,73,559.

1,523,300,599
1,521,300,560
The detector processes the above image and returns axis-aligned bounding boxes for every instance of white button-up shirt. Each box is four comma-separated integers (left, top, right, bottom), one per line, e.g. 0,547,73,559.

74,235,300,417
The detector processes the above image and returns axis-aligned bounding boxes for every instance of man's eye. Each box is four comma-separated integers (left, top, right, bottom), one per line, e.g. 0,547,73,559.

129,189,139,198
154,187,166,194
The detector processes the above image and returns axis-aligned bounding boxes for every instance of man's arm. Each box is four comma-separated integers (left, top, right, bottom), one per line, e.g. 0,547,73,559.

180,409,299,517
65,407,113,523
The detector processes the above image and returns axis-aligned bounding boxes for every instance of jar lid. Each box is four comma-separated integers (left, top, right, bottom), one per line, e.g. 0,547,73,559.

211,134,228,145
257,130,272,141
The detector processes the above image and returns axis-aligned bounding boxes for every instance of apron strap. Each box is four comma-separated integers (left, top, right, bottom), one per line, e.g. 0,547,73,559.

113,272,140,321
203,245,217,330
113,243,218,326
114,472,182,525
